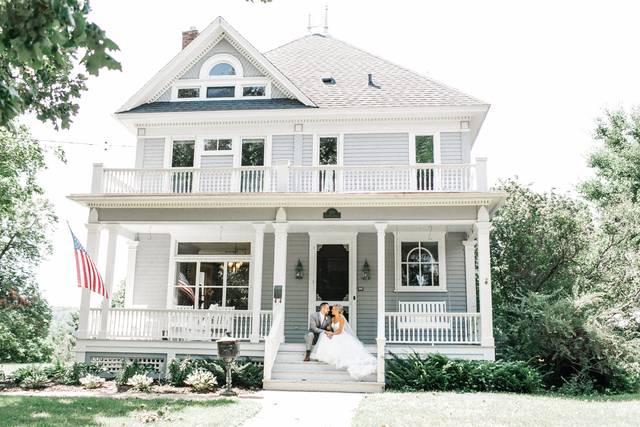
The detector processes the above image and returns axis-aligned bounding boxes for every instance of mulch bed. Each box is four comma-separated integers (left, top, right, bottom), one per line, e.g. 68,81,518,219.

0,381,260,399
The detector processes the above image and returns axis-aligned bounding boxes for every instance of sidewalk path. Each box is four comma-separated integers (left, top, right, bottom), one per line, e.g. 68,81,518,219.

242,390,365,427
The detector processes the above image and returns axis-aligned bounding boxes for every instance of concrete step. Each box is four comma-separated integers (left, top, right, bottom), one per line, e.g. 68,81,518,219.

263,379,384,393
273,361,349,372
272,369,355,381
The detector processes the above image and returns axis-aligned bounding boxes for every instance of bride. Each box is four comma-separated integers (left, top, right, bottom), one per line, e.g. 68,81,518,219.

311,304,377,380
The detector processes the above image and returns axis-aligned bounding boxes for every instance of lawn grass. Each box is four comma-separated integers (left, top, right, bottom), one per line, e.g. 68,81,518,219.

0,395,261,426
352,392,640,427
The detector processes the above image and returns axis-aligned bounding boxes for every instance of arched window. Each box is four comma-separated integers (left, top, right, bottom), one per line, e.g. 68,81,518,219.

209,62,236,76
199,54,243,79
401,241,440,287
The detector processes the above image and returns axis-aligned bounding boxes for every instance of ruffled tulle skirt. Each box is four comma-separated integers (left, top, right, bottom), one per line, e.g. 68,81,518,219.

310,332,377,380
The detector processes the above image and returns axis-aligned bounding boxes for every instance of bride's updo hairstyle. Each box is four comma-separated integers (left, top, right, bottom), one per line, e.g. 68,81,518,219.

334,304,344,314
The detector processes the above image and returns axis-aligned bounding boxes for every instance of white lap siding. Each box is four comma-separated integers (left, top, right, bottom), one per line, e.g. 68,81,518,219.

137,138,165,169
132,233,171,309
271,134,313,166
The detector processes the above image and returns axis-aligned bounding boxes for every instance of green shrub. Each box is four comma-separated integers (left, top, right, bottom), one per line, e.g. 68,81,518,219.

167,357,263,389
45,362,104,385
127,373,153,392
386,352,542,394
116,360,153,387
12,366,49,389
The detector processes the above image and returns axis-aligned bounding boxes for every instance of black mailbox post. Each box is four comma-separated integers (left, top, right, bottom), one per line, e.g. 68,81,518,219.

217,337,239,396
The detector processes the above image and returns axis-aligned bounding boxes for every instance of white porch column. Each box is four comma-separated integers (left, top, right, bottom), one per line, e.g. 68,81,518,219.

374,223,387,383
475,206,495,360
463,239,477,312
98,226,118,339
250,223,266,343
77,215,101,343
124,239,139,307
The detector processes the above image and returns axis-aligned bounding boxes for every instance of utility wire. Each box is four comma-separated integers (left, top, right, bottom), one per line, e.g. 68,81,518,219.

35,138,135,149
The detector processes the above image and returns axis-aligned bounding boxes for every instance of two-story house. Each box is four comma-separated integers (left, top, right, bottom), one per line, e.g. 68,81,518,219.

70,17,505,392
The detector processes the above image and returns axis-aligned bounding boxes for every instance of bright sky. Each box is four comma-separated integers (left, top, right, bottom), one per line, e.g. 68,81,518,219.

23,0,640,307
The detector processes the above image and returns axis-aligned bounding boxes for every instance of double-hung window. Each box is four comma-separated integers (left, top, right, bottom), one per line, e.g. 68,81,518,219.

395,232,446,292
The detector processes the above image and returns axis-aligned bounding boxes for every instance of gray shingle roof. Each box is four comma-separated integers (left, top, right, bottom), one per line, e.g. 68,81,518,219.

265,34,486,109
120,98,310,114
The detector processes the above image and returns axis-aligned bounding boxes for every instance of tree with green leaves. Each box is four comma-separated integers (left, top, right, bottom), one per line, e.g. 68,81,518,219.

491,179,639,392
0,0,121,129
0,125,64,362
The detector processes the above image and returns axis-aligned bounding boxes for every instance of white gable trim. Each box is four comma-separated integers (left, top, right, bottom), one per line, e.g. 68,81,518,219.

118,17,316,112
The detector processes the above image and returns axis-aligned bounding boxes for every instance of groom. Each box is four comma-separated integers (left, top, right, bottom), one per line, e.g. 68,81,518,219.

303,302,332,361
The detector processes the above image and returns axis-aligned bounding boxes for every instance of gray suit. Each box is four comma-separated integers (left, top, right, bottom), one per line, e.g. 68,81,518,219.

304,311,331,351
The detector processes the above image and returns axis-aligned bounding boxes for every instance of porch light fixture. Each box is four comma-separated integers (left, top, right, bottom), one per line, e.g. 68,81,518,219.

361,259,371,280
295,259,304,280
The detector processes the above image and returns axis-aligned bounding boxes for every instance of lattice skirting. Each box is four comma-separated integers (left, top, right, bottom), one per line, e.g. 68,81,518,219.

86,352,166,377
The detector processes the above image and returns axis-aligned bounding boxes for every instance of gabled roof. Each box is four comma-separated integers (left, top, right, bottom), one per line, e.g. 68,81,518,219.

117,17,316,112
265,34,487,109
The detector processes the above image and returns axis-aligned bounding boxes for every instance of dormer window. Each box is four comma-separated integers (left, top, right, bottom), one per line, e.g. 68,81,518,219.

209,62,236,76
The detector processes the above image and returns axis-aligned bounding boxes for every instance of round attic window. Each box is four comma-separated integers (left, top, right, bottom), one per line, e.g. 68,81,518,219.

209,62,236,76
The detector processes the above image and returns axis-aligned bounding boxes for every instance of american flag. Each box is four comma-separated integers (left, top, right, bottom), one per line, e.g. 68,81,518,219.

177,272,195,302
69,225,108,299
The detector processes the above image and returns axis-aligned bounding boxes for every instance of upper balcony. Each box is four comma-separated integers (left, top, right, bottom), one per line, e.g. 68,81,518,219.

90,159,488,195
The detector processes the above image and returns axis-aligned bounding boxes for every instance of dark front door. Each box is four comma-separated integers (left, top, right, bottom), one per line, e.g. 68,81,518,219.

315,244,350,321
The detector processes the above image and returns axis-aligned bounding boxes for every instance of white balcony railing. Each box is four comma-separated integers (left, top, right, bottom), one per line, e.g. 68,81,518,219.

87,308,272,341
93,159,488,195
385,312,481,344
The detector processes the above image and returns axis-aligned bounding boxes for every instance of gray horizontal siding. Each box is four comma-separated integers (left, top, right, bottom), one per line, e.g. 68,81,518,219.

180,38,263,79
261,233,274,311
440,132,463,164
141,138,165,168
343,133,409,165
133,234,171,309
284,234,310,342
271,134,313,166
357,232,468,344
200,155,233,167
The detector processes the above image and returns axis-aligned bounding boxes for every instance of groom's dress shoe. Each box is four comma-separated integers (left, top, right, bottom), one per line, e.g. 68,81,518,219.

304,350,311,362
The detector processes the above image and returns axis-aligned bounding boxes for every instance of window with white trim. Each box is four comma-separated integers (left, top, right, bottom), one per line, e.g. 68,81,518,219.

203,138,233,152
395,232,446,291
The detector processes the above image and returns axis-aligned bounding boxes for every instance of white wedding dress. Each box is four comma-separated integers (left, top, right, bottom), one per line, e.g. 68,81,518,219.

310,318,377,380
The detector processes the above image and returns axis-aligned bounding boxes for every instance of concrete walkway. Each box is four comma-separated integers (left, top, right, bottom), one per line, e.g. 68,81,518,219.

242,390,365,427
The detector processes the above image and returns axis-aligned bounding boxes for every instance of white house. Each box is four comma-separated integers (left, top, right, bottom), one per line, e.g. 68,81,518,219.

70,17,506,392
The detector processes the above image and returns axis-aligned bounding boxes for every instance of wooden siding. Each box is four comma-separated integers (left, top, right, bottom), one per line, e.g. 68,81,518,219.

132,233,171,309
284,233,310,342
141,138,165,168
271,134,313,166
440,132,463,164
200,154,233,167
343,133,410,165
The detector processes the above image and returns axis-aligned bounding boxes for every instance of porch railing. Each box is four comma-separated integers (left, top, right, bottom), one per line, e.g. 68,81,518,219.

87,308,272,341
385,312,481,344
263,301,285,381
94,159,487,195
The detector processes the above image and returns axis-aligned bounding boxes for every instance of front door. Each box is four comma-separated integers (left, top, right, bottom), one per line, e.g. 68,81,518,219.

309,235,357,331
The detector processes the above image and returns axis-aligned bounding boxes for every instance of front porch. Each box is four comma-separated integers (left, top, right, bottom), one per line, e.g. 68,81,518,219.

74,203,497,386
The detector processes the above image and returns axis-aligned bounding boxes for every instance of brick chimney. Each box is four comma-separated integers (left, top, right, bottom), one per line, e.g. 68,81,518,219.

182,26,199,49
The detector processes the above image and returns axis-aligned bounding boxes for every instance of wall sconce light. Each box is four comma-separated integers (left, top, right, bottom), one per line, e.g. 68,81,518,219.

295,259,304,280
361,259,371,280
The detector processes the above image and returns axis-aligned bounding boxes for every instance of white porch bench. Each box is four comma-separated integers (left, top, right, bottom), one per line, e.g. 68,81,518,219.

397,301,452,330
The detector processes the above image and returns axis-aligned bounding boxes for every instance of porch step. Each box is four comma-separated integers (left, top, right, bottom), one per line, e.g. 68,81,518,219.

263,379,384,393
266,343,382,392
